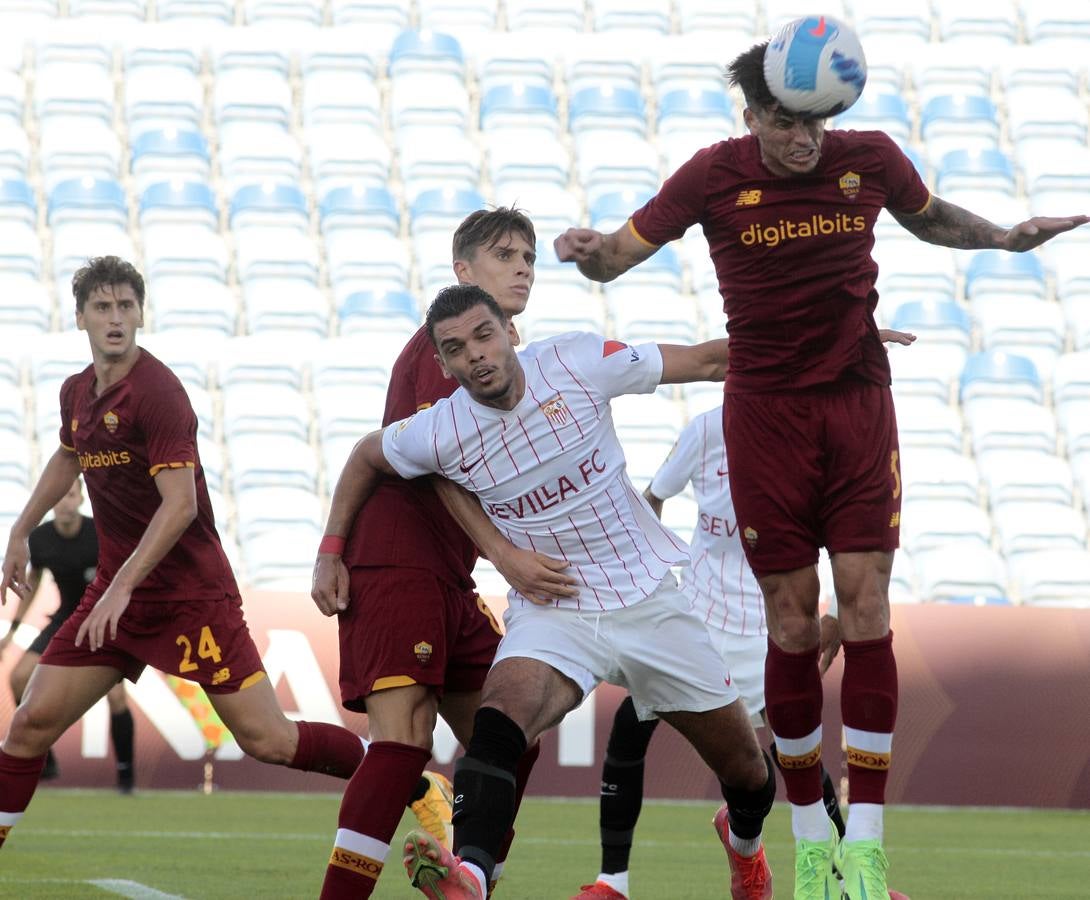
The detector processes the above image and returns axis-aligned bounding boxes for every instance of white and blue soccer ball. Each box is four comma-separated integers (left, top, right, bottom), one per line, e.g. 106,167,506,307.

763,15,867,117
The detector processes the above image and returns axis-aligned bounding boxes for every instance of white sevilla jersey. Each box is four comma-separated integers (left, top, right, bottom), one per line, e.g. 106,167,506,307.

650,407,766,636
384,331,689,611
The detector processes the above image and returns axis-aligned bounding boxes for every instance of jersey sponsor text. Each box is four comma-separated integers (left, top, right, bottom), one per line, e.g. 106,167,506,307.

740,212,867,248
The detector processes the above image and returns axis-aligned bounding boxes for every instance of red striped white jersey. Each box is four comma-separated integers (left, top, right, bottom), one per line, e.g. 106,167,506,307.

383,331,690,611
649,407,766,636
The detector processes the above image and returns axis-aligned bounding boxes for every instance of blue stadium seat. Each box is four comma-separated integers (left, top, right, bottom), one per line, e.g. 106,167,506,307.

569,86,646,137
339,290,419,333
937,149,1016,194
139,180,217,230
319,185,399,236
657,89,732,127
960,351,1043,405
480,83,558,133
891,299,971,338
229,183,309,232
410,187,485,235
389,30,464,78
0,178,35,229
921,94,1000,159
964,251,1047,300
130,128,210,193
833,94,912,144
48,177,126,229
589,189,653,232
1024,1,1090,45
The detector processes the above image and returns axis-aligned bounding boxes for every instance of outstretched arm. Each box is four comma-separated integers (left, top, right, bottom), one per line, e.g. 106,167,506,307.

312,429,397,616
658,338,730,384
553,222,659,283
1,447,80,606
891,195,1089,252
432,478,577,604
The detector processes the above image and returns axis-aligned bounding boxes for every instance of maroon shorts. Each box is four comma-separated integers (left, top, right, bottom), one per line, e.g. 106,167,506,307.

39,590,266,694
723,380,902,577
338,566,502,712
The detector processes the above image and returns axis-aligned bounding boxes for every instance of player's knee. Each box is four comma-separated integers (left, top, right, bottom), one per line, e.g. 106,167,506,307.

237,730,294,766
6,703,61,754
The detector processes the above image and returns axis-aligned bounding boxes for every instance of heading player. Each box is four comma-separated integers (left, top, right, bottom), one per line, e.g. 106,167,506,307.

0,477,135,792
310,208,572,900
316,284,779,900
0,257,370,853
555,38,1089,900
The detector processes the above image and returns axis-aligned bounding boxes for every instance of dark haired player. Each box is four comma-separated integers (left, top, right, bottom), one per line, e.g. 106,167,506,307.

0,256,370,853
311,208,574,899
0,477,135,791
555,39,1089,900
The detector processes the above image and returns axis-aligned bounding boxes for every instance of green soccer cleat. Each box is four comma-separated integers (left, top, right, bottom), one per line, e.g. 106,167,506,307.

835,838,890,900
793,822,841,900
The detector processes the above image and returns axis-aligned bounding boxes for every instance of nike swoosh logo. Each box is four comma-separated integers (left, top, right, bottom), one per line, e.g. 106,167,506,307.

459,456,484,474
809,16,827,36
716,466,729,477
724,674,732,686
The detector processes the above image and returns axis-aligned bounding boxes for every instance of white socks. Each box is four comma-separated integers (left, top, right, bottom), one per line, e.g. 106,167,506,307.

844,802,884,842
597,871,629,897
792,799,832,842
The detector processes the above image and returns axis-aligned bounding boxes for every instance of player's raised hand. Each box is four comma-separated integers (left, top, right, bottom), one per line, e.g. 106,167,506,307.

312,554,350,616
879,328,916,347
553,228,604,263
75,583,131,652
1001,214,1090,252
0,535,32,605
492,544,577,605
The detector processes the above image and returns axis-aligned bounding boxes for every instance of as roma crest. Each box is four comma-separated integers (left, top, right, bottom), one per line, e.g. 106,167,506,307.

103,410,119,434
414,641,433,666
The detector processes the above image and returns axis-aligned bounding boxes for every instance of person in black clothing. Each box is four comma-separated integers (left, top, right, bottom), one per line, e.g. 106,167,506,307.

0,477,135,792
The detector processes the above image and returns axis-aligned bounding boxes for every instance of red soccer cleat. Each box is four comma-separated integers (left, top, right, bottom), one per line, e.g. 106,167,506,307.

713,804,774,900
403,829,484,900
888,892,911,899
570,881,628,899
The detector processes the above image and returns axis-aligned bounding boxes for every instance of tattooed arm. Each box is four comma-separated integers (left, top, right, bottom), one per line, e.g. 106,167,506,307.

891,195,1089,252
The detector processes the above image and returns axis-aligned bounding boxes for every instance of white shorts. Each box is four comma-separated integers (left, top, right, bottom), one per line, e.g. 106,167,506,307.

493,574,739,721
706,628,767,726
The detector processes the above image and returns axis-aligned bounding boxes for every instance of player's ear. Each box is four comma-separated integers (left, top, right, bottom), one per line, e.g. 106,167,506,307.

434,352,454,379
452,258,471,284
508,319,521,347
742,107,758,134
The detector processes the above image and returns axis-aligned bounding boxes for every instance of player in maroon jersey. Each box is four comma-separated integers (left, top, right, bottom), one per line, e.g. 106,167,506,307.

310,208,575,899
0,256,370,852
554,40,1088,900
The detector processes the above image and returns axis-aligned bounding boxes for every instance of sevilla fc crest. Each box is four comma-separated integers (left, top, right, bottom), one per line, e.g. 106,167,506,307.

540,394,569,427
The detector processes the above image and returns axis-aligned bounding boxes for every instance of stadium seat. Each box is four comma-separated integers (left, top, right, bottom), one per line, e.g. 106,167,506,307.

676,0,757,35
1023,0,1090,45
418,0,497,34
936,0,1019,48
763,0,847,32
410,187,486,237
899,498,993,555
243,0,322,27
607,285,695,343
52,224,135,317
965,399,1057,456
1008,91,1087,149
912,61,992,108
139,329,223,387
611,392,685,444
39,119,121,193
1053,350,1090,405
518,286,607,344
242,278,330,337
339,290,419,335
913,542,1008,604
306,124,392,197
475,47,554,95
229,183,309,233
326,231,411,298
390,73,470,137
220,334,316,390
480,84,559,138
492,182,580,236
319,185,399,237
130,128,211,195
994,500,1086,557
505,0,584,32
35,58,113,125
213,68,292,133
147,276,237,336
589,190,654,233
0,122,29,182
389,29,464,79
234,485,323,542
0,272,50,335
900,448,980,504
219,127,303,196
223,383,310,442
235,228,320,285
920,94,1001,160
960,351,1043,405
0,221,41,281
311,334,406,391
591,0,670,35
894,396,964,453
964,251,1047,302
124,62,203,141
875,241,958,311
975,299,1065,380
487,132,571,193
576,134,660,208
979,448,1074,507
143,225,228,283
157,0,234,24
399,134,481,206
887,344,959,404
833,94,912,145
139,181,219,232
1009,548,1090,606
302,66,382,131
69,0,146,20
937,149,1017,196
569,86,647,139
243,524,324,590
328,0,408,41
47,177,127,230
657,88,733,134
0,177,35,230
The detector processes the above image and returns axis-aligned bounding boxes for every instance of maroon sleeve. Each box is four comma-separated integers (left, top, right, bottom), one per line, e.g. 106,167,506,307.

57,376,76,450
629,145,715,246
875,133,931,215
139,382,198,477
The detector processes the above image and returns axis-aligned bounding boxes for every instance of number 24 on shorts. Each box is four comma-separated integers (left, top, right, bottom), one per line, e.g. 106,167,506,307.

176,626,223,673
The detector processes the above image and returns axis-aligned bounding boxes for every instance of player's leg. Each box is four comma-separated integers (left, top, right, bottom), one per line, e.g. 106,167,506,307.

105,681,135,793
830,549,896,898
406,655,585,899
7,649,58,779
0,663,120,848
821,382,902,899
573,695,659,900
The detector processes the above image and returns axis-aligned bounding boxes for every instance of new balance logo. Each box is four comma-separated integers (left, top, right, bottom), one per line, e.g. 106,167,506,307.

459,456,484,474
736,189,762,206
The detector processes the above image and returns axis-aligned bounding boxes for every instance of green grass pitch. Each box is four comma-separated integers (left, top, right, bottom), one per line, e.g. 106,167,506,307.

2,789,1088,898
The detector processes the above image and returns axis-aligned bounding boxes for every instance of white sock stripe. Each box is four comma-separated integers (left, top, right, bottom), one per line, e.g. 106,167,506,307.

771,725,822,757
333,829,390,861
0,811,24,827
844,727,892,753
359,736,370,752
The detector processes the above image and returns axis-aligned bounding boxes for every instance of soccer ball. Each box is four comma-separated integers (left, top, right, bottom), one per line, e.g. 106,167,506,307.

763,15,867,117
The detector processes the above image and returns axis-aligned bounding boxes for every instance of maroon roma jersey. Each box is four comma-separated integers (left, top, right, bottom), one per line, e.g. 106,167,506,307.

630,129,931,393
58,350,237,602
343,326,477,589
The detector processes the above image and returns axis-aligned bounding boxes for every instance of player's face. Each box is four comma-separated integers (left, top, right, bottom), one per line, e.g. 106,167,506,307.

53,479,83,525
76,284,143,363
434,304,523,409
454,231,536,318
745,105,826,176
